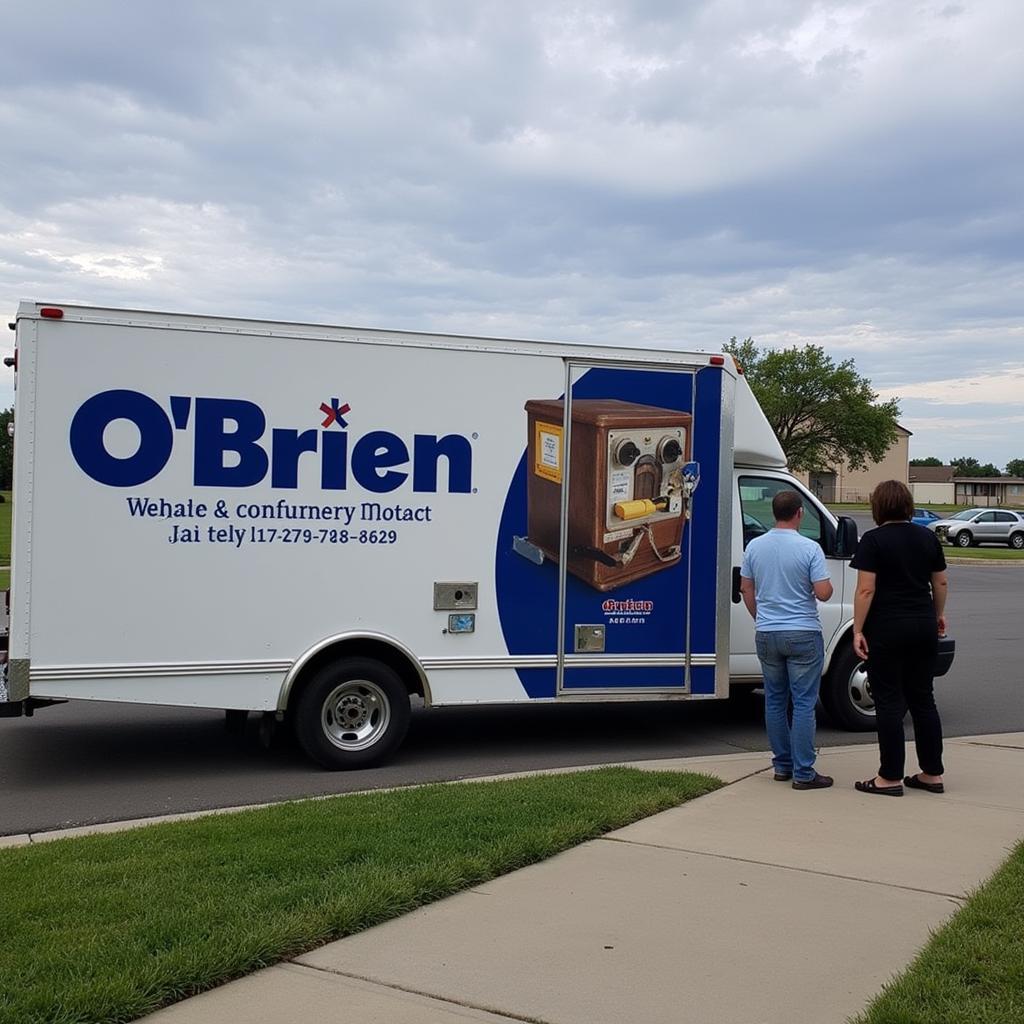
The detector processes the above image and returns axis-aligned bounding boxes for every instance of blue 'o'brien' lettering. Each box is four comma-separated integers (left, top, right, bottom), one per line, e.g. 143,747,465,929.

351,431,409,493
68,391,474,494
320,430,348,490
412,434,473,493
69,389,173,486
271,428,319,488
193,398,268,487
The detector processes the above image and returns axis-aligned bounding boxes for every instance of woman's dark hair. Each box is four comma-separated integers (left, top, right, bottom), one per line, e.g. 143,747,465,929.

870,480,914,525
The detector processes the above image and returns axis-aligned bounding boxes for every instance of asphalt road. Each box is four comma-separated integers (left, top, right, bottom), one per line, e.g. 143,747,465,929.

1,563,1019,836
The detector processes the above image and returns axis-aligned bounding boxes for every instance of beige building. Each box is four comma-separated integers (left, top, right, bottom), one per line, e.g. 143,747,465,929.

909,465,955,504
954,477,1024,507
795,426,911,504
906,466,1024,507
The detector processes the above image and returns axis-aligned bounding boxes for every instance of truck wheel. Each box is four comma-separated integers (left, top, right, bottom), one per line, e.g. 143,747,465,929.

822,641,877,732
955,531,973,548
293,657,410,770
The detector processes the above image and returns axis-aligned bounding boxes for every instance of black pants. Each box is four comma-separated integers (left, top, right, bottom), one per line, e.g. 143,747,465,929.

866,617,944,781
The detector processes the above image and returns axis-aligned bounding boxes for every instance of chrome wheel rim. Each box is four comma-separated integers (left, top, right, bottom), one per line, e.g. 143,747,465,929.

956,533,971,547
320,679,391,751
848,661,875,717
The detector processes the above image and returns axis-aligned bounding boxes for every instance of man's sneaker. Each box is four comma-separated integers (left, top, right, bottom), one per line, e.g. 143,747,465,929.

792,772,834,790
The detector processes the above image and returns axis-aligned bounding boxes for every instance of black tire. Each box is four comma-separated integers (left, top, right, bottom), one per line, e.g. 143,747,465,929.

821,640,877,732
1009,532,1024,550
292,657,411,770
954,531,973,548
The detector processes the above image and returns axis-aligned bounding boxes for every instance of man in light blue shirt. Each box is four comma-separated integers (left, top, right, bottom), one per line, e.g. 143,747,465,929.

740,490,834,789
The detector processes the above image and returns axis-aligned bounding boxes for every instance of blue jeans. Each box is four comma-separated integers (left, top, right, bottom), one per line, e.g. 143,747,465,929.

755,630,825,782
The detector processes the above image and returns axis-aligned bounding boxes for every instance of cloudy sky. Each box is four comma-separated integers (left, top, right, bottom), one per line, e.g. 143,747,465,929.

2,0,1022,467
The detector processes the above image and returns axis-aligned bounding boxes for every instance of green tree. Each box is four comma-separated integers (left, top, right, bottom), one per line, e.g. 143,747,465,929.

0,406,11,490
952,456,979,475
722,338,900,472
1006,459,1024,478
951,456,1001,477
910,457,944,466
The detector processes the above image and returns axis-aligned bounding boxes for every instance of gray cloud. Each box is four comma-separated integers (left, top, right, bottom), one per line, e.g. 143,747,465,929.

1,0,1022,465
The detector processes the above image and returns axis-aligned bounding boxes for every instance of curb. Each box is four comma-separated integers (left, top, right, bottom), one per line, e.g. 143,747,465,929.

4,737,1017,849
945,557,1024,566
0,751,771,849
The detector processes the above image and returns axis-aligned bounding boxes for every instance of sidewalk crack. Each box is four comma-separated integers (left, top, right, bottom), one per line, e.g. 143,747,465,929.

599,836,967,902
292,962,555,1024
702,737,771,755
960,741,1024,751
718,767,774,785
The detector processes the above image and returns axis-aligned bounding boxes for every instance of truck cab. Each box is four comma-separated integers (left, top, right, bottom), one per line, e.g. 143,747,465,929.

726,372,869,730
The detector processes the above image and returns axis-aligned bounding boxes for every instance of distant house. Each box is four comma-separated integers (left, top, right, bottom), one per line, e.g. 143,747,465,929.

796,425,912,504
909,465,954,504
954,477,1024,508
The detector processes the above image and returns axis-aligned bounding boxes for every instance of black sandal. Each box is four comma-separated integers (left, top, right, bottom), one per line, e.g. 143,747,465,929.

904,775,944,794
855,778,904,796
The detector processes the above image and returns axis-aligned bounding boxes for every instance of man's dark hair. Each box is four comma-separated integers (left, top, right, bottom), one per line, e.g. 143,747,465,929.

870,479,914,525
772,490,803,522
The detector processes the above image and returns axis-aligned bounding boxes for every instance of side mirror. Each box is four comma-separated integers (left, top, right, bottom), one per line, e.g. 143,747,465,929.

834,516,859,559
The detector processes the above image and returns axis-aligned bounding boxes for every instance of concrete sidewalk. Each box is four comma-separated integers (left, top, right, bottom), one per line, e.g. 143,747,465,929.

144,734,1024,1024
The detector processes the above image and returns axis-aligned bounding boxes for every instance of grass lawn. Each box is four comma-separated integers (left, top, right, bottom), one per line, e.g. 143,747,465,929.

0,767,720,1024
853,839,1024,1024
943,546,1024,560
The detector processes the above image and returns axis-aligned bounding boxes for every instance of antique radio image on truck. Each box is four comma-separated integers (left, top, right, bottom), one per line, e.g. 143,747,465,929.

516,398,697,591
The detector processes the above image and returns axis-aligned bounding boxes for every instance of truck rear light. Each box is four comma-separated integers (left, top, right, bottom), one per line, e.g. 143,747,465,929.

709,355,725,366
40,307,64,319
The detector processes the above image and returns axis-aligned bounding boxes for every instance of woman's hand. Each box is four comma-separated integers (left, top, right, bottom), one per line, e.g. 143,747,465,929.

937,615,947,637
853,631,869,660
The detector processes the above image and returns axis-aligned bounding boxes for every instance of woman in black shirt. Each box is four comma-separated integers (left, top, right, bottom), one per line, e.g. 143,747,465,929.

850,480,949,796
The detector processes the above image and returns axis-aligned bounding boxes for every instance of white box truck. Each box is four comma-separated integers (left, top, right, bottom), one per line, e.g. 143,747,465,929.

1,302,938,768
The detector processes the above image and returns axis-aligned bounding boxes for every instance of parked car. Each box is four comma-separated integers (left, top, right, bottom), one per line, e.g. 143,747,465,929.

911,508,942,527
930,508,1024,549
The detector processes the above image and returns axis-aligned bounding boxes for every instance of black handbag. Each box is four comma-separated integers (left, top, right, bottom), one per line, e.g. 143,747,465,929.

935,636,955,677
